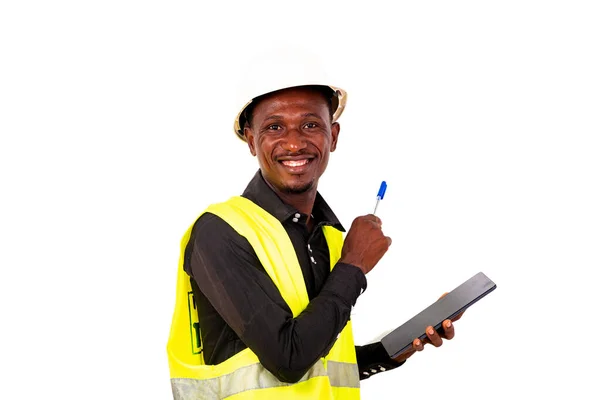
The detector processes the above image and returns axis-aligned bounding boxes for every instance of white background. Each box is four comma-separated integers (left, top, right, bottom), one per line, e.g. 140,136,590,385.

1,1,599,399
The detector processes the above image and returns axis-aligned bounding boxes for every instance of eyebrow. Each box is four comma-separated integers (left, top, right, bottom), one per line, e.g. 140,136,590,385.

263,113,325,123
264,115,284,122
301,113,324,120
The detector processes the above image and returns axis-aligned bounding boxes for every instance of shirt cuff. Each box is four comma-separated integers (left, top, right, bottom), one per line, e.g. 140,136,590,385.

322,262,368,307
356,342,405,380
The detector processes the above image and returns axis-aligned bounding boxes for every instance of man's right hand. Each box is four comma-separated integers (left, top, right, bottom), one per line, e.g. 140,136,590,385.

339,214,392,275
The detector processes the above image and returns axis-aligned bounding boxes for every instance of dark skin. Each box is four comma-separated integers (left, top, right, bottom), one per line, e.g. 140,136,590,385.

244,86,461,364
244,86,338,230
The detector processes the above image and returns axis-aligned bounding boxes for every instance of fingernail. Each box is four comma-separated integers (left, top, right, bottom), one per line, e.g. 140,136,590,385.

446,321,452,328
428,328,434,335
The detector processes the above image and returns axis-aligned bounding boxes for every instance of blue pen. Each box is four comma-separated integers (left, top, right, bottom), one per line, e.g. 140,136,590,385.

373,181,387,215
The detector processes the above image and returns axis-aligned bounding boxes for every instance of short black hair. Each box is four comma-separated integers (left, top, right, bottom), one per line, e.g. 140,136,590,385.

241,85,337,129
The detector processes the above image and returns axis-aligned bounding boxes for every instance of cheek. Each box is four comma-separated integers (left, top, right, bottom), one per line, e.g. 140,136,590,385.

256,139,276,163
314,138,331,167
316,135,332,155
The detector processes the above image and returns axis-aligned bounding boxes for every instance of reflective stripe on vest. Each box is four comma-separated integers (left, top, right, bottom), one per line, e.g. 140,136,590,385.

167,196,360,399
171,360,359,400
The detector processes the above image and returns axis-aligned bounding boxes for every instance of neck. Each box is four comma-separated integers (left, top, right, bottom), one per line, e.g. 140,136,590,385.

277,189,317,219
263,176,317,224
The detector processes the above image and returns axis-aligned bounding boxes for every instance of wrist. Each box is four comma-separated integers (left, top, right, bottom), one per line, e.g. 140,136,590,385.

338,257,366,275
331,262,368,296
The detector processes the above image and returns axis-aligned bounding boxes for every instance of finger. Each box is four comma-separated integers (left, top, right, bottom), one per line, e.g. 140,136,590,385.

426,326,443,347
452,311,465,322
394,347,417,363
442,319,455,340
366,214,382,225
438,292,449,300
413,337,425,352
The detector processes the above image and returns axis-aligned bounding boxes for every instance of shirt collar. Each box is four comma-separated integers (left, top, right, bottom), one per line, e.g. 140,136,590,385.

241,170,345,232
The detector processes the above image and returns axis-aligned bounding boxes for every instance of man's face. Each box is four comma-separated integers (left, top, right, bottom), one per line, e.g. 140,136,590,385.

244,87,340,194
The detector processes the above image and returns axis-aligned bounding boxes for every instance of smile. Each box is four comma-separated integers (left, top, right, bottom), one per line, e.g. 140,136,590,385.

277,157,314,173
281,159,309,167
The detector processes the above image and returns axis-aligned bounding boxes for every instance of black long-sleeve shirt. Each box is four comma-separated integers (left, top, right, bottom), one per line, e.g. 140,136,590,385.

184,170,403,383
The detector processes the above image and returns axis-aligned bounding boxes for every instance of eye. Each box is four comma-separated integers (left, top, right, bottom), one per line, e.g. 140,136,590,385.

267,124,282,131
303,122,318,129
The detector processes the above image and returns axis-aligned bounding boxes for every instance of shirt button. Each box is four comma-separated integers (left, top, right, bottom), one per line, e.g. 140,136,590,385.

307,244,312,252
370,368,377,374
292,217,299,223
362,371,370,376
310,256,317,264
294,213,301,218
379,366,386,372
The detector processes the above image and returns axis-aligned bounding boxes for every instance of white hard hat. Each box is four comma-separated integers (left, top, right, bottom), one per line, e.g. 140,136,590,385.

232,47,347,142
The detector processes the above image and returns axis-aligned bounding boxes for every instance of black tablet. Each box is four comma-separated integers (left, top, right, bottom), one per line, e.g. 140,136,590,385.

381,272,497,358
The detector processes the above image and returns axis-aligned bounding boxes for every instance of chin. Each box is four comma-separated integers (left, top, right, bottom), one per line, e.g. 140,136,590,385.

280,181,314,194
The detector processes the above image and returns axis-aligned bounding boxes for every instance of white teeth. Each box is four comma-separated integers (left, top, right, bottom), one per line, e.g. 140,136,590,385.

281,159,309,167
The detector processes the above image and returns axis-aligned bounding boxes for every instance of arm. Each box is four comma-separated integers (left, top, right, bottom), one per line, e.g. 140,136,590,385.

186,213,366,383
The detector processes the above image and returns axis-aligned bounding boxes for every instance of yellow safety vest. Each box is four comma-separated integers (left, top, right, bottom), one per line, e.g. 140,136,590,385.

167,196,360,399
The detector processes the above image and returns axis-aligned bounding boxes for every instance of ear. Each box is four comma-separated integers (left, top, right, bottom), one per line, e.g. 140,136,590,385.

330,122,340,152
244,127,257,156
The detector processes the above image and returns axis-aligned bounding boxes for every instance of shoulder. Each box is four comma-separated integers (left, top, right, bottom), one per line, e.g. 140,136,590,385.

190,211,240,244
184,209,261,277
185,196,264,262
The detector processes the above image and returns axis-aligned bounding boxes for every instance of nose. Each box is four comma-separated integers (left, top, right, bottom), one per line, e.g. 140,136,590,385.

281,127,307,153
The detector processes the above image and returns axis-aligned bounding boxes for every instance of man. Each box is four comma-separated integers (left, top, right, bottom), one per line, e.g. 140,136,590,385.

167,82,459,399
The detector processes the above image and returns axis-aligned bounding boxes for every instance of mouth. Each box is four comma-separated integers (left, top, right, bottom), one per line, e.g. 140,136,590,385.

277,157,315,174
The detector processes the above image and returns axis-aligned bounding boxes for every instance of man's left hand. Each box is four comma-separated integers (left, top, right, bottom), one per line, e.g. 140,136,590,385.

392,293,464,364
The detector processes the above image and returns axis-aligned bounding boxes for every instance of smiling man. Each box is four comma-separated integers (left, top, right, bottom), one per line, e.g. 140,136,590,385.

244,85,339,220
167,81,458,399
